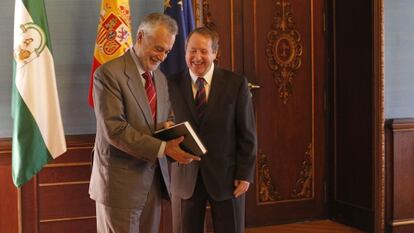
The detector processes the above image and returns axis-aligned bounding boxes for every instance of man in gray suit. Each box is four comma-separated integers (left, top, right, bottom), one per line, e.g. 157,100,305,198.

168,27,257,233
89,13,199,233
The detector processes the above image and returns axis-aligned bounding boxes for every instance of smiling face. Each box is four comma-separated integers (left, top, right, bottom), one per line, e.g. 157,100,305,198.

134,26,175,72
185,33,217,77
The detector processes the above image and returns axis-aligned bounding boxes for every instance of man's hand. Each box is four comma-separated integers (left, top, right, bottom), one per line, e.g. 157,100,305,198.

163,121,175,129
165,136,201,164
233,180,250,198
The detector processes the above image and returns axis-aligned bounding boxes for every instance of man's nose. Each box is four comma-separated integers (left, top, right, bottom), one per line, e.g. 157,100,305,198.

194,51,202,60
157,52,168,61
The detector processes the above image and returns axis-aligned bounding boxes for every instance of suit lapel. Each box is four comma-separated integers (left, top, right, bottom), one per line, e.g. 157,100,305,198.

154,69,166,124
124,52,154,128
202,68,226,124
180,71,200,125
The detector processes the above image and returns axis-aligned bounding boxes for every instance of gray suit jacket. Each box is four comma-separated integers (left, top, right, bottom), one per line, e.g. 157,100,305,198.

168,68,257,201
89,49,172,209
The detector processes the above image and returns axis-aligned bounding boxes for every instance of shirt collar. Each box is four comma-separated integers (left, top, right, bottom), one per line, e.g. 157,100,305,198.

189,63,214,85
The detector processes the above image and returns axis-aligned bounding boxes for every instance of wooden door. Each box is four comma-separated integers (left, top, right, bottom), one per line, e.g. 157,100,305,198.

197,0,327,228
241,0,327,226
327,0,382,232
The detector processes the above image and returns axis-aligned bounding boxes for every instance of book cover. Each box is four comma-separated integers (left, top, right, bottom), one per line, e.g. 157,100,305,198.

154,121,207,156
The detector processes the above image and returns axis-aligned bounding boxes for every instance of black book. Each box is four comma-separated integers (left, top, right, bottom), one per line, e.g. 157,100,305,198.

154,121,207,156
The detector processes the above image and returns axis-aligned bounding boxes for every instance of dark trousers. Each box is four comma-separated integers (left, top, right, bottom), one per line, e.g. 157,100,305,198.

172,174,245,233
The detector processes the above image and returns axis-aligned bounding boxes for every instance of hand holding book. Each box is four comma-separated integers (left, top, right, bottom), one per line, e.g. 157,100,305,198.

154,121,207,157
164,136,200,164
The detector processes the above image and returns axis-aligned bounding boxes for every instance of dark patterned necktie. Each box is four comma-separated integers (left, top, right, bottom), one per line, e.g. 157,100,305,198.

142,72,157,122
195,77,207,119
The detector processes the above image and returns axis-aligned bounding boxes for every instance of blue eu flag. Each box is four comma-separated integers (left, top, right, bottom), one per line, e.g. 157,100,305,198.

161,0,195,76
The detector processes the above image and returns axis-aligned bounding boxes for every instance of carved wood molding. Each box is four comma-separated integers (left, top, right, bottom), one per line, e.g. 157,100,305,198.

257,143,313,204
0,135,95,157
193,0,202,27
266,0,303,104
202,0,215,29
373,0,384,232
257,153,282,203
0,138,12,155
291,143,313,199
387,118,414,130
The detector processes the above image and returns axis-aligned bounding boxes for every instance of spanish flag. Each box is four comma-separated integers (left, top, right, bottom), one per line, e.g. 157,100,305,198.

88,0,132,107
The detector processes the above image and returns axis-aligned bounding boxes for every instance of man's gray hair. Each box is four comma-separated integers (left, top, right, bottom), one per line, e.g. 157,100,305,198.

137,12,178,37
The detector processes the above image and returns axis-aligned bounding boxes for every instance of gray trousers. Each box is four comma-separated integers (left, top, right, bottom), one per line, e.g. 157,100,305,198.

95,172,162,233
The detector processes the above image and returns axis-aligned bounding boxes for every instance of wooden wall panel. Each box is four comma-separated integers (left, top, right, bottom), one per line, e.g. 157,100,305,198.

0,139,18,233
38,165,92,184
38,184,95,220
0,135,96,233
21,135,96,233
386,119,414,233
39,218,96,233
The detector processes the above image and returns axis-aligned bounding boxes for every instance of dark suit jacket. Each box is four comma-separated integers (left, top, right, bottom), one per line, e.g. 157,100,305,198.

89,49,172,209
168,67,257,201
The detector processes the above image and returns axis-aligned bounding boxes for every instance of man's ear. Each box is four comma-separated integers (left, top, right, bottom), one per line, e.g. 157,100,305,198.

212,49,218,59
137,31,144,42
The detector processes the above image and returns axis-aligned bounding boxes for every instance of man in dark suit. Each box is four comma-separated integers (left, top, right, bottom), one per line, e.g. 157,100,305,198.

168,27,257,233
89,13,199,233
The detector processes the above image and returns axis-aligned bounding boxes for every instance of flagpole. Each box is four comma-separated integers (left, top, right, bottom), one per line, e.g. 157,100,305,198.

17,188,22,233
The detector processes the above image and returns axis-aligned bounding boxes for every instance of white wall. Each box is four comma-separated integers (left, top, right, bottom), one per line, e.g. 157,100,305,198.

384,0,414,118
0,0,163,137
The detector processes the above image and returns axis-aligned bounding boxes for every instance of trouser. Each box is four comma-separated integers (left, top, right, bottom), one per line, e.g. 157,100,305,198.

172,174,245,233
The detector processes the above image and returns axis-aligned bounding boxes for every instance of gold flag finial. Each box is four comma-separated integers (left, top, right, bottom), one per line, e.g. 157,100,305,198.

164,0,172,9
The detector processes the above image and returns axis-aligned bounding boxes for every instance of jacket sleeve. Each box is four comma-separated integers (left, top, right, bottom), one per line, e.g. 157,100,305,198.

235,76,258,183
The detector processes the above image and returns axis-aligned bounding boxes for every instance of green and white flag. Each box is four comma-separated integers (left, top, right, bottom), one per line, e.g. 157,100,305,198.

12,0,66,188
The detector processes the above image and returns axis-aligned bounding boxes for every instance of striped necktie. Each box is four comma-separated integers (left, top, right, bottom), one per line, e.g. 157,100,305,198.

195,77,207,119
142,72,157,122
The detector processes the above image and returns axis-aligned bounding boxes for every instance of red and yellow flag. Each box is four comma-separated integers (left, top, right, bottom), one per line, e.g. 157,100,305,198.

88,0,132,107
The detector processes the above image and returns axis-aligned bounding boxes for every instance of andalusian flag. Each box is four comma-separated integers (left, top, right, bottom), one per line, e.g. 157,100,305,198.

12,0,67,187
88,0,133,107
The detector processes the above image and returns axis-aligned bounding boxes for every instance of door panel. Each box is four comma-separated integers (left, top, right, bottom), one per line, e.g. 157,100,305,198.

329,0,375,232
242,0,327,227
